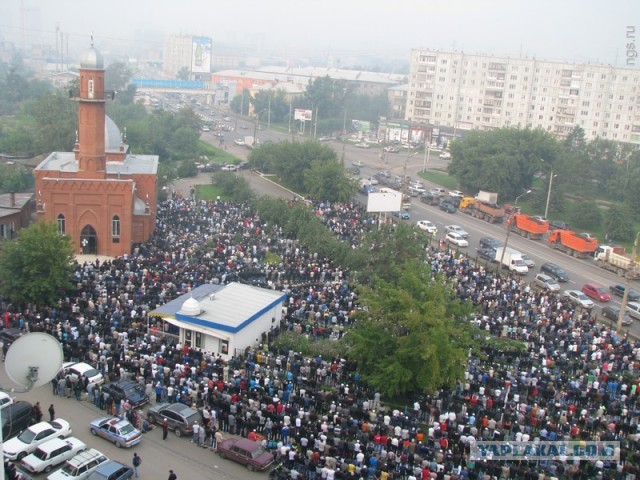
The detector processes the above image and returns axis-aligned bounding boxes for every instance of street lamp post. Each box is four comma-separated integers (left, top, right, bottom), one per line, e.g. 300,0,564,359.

617,231,640,334
499,190,532,271
540,158,557,219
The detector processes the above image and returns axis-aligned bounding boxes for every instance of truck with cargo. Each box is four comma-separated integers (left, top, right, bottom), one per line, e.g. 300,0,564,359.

547,230,598,258
495,247,529,274
508,214,549,240
459,191,505,223
244,136,258,149
594,245,640,279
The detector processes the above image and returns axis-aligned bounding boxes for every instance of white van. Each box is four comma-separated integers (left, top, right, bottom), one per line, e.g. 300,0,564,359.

46,448,109,480
627,302,640,320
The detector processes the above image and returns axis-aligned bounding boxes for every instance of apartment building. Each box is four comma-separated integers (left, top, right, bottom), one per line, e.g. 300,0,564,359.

406,49,640,145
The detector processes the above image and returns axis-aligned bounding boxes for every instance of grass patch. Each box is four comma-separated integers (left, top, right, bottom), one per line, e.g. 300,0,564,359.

196,183,228,201
419,170,458,190
264,251,282,264
197,140,241,165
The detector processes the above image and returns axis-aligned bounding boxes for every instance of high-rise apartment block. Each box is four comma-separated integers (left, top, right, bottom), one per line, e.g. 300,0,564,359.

406,49,640,145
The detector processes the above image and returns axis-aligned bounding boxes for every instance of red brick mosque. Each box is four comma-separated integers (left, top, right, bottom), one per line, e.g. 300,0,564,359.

34,43,158,257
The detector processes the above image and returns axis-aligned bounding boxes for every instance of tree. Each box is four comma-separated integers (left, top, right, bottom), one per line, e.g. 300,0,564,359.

252,90,289,123
213,172,255,204
448,128,560,200
304,160,356,202
347,259,472,396
230,89,252,116
604,205,635,242
0,221,75,307
568,201,602,230
176,67,190,81
105,62,133,93
176,159,197,178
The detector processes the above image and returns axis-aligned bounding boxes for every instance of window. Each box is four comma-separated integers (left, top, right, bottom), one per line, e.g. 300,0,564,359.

57,214,65,235
185,330,192,346
195,332,202,348
88,79,94,99
112,215,120,243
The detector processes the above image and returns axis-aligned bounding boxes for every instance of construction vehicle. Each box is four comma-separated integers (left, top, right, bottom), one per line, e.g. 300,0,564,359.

547,230,598,258
594,245,640,278
508,214,549,240
458,191,505,223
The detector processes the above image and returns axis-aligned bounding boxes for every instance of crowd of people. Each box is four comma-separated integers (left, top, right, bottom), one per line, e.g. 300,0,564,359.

2,193,640,480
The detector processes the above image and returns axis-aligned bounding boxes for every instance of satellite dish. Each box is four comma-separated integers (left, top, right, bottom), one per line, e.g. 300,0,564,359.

5,333,63,390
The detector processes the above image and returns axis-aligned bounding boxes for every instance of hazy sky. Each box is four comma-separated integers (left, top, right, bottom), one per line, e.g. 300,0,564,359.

3,0,638,67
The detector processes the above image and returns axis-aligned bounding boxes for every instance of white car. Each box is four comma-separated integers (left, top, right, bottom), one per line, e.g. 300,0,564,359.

534,274,560,292
445,225,469,238
352,160,364,167
562,290,595,310
0,391,15,410
430,188,446,197
220,164,238,171
446,232,468,247
448,190,464,199
416,220,437,234
440,151,452,159
354,142,370,149
46,448,109,480
520,254,535,268
233,138,245,146
4,419,72,461
62,362,104,386
21,437,86,474
627,302,640,320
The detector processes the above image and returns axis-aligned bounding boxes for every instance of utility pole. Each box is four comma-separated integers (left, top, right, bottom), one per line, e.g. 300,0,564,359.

499,190,532,271
267,96,271,129
617,231,640,334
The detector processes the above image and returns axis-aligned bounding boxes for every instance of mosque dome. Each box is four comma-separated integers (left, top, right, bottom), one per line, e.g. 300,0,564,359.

179,297,202,316
105,115,122,151
80,45,104,70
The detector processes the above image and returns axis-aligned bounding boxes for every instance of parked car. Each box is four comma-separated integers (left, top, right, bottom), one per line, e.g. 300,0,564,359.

354,142,370,149
445,225,469,238
420,193,440,205
540,263,569,282
220,164,239,172
100,380,149,408
61,362,104,386
548,220,570,231
520,254,535,268
430,188,446,197
233,138,245,146
4,419,72,461
563,290,595,310
89,417,141,449
479,237,501,250
534,274,560,292
21,437,86,474
609,284,640,302
0,392,15,410
46,448,109,480
1,401,36,440
352,160,364,167
601,305,633,326
217,438,275,471
146,403,200,438
87,460,133,480
439,151,452,159
477,248,496,262
416,220,437,234
627,302,640,320
439,200,457,213
581,283,611,302
392,211,410,220
383,146,399,153
445,232,468,248
448,190,464,199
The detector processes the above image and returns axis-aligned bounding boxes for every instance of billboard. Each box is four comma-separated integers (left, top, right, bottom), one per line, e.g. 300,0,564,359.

191,36,212,74
367,188,402,213
294,109,312,121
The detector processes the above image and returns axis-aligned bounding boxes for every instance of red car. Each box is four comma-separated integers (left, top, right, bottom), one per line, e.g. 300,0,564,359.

581,283,611,302
217,438,274,471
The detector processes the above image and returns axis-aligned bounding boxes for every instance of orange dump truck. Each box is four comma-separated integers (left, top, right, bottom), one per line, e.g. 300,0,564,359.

459,195,505,223
547,230,598,258
508,214,549,240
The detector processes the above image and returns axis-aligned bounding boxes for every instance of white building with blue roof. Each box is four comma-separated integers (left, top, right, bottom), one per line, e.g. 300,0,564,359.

149,282,287,358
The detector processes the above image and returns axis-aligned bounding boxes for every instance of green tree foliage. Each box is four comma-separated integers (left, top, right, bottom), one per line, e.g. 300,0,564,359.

176,159,198,178
0,166,34,194
604,205,635,242
304,76,352,119
230,89,252,116
0,221,75,307
448,128,560,200
347,260,472,396
22,90,77,153
176,67,190,81
249,140,340,195
213,172,255,204
252,90,289,123
105,62,133,93
304,160,356,202
568,201,602,230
